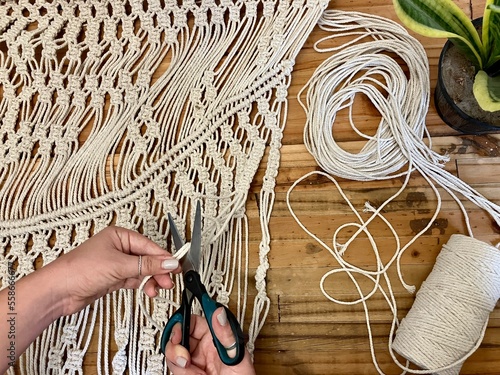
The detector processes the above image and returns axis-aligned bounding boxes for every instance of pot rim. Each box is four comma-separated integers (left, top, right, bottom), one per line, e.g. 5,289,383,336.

436,17,500,132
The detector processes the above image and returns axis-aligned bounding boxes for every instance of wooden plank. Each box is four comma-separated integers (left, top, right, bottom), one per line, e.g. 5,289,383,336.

253,347,500,375
8,0,500,375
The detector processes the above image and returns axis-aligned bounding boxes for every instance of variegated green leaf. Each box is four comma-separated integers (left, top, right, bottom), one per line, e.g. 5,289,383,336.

484,0,500,69
393,0,484,67
473,70,500,112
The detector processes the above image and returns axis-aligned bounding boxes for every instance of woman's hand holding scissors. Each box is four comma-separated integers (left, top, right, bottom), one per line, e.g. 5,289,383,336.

54,226,181,316
0,226,181,373
164,308,256,375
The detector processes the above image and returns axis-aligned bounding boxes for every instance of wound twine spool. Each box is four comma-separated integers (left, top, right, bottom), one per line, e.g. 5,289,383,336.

392,235,500,375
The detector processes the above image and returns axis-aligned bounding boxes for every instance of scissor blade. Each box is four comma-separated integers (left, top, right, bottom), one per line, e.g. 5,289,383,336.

168,213,185,251
186,201,202,273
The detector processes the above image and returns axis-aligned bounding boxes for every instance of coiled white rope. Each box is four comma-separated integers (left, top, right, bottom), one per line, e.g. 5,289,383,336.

287,10,500,374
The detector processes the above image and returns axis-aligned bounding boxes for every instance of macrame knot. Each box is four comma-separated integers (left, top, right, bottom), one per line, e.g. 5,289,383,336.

257,98,270,115
57,226,72,250
205,87,217,102
262,175,277,191
229,4,241,22
115,327,129,348
209,7,223,24
217,291,230,305
136,69,151,88
68,44,81,61
246,1,258,18
263,0,276,17
112,349,127,373
0,67,8,81
152,299,169,322
67,349,84,369
16,60,29,76
61,324,78,344
147,354,165,375
255,257,269,288
194,9,208,26
173,8,188,28
276,84,288,102
139,327,156,350
273,32,285,49
0,261,9,281
247,342,255,352
55,139,71,157
2,84,14,101
211,270,224,285
16,254,35,275
281,59,294,75
127,33,143,51
48,348,63,370
74,224,91,245
190,88,203,103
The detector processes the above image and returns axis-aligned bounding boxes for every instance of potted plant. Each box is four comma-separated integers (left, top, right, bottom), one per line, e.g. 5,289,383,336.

393,0,500,134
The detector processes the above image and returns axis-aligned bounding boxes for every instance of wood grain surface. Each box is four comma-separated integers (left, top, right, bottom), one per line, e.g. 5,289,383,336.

248,0,500,374
7,0,500,374
77,0,499,374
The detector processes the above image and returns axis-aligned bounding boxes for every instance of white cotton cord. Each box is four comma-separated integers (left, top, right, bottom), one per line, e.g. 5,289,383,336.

289,9,500,375
287,170,414,374
138,242,190,330
391,235,500,375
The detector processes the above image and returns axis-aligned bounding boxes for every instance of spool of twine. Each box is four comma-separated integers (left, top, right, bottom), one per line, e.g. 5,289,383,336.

392,234,500,374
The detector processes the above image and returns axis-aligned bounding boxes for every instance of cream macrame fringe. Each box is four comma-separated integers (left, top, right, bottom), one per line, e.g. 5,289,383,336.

0,0,327,373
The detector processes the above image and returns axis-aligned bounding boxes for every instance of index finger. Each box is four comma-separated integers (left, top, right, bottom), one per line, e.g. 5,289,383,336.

109,227,172,257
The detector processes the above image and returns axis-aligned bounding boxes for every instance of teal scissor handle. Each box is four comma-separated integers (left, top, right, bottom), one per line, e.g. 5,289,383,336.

160,270,245,366
200,294,245,366
160,288,193,354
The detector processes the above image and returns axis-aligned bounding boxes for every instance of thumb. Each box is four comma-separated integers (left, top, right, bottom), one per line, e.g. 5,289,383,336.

141,255,180,277
212,307,239,359
165,323,206,375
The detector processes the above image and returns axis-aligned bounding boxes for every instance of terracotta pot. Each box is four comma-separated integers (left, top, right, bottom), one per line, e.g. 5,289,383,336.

434,18,500,134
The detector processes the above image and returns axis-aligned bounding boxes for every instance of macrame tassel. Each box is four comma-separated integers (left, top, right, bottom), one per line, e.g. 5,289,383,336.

392,235,500,374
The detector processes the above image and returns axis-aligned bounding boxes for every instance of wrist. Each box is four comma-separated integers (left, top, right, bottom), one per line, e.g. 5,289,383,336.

0,261,69,362
30,259,71,320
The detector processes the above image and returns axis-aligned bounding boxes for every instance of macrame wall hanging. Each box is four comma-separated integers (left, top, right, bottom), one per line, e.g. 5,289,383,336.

0,0,327,373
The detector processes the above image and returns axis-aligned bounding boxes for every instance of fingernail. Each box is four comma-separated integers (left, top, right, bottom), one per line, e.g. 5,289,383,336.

155,286,160,295
162,259,179,270
176,356,187,368
217,309,228,326
227,347,237,359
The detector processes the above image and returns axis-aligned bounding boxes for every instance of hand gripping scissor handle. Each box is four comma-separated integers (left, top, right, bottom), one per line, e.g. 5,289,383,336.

160,270,245,366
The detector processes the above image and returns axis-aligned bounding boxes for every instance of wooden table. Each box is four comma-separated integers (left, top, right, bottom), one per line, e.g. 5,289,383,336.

5,0,498,374
248,0,500,374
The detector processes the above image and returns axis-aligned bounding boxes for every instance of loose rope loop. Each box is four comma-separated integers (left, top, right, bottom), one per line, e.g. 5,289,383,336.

289,10,500,375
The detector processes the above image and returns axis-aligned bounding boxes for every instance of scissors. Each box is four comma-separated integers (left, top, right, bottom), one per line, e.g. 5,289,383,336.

160,201,245,366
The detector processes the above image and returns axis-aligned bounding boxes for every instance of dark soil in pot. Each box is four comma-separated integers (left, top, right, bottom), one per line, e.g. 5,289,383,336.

435,22,500,134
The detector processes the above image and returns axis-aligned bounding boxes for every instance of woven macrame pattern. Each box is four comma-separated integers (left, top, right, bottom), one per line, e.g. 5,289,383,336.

0,0,326,373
